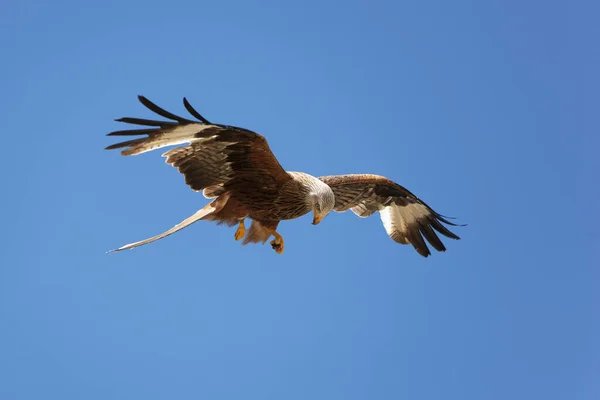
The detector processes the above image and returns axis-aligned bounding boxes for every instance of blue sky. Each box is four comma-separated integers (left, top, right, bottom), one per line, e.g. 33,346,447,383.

1,0,598,399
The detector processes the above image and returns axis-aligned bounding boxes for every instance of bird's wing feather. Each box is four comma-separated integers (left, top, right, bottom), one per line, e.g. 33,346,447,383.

106,96,292,198
318,174,462,257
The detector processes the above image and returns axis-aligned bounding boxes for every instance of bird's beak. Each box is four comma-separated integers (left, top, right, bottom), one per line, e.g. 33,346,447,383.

312,210,324,225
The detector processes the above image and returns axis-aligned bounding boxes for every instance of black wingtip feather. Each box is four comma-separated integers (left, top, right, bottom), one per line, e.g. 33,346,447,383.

419,222,447,252
137,95,195,124
105,137,147,151
407,229,431,257
115,117,177,127
430,218,461,240
107,128,158,137
183,97,211,124
434,213,467,227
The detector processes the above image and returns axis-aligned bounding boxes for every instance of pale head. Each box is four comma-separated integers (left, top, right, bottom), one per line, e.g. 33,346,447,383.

309,179,335,225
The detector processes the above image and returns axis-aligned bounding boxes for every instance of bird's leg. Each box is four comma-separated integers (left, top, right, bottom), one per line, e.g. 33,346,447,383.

234,219,246,241
269,231,285,254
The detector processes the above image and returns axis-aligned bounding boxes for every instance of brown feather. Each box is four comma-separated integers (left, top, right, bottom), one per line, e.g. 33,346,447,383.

244,220,279,244
319,174,462,257
106,97,308,241
106,97,462,256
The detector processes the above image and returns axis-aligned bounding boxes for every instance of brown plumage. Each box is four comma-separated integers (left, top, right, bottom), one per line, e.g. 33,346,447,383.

318,174,461,257
106,96,463,257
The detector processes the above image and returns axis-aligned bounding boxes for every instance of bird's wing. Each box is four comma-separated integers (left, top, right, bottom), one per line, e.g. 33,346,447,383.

106,96,292,199
318,174,462,257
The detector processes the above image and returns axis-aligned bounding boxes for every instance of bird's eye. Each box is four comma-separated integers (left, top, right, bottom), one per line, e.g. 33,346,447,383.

315,203,321,212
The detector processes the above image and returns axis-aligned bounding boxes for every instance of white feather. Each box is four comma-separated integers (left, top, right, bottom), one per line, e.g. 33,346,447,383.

108,203,216,252
127,124,218,156
379,203,430,239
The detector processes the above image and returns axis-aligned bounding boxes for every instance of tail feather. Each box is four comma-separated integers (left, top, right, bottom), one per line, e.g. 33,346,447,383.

243,220,279,245
108,203,216,252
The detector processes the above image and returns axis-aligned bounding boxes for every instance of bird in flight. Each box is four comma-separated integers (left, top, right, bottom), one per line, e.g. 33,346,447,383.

106,96,462,257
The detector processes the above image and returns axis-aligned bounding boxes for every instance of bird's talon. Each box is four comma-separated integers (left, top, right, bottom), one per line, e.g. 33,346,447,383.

234,221,246,241
270,238,284,254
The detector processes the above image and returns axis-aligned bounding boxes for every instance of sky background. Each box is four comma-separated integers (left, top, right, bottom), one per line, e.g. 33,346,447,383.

1,0,598,399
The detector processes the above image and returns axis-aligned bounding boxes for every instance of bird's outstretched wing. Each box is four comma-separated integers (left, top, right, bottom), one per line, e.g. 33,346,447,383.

318,174,462,257
105,96,291,197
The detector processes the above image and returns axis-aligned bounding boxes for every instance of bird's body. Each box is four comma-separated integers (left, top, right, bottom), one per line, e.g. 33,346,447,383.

106,96,462,257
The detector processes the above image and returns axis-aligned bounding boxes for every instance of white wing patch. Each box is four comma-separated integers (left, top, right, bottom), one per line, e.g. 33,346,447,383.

125,124,219,156
350,202,383,218
379,203,430,244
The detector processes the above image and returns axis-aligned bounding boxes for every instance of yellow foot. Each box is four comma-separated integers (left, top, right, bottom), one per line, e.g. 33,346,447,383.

234,220,246,241
270,233,284,254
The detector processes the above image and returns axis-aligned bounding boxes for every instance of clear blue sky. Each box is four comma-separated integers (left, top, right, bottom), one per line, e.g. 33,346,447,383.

1,1,598,399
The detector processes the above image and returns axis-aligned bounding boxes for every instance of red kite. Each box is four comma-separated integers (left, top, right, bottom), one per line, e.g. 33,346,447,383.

106,96,461,257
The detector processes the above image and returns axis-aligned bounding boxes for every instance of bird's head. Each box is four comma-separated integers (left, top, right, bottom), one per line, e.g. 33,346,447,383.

310,182,335,225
